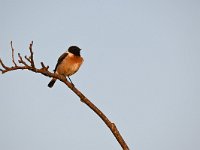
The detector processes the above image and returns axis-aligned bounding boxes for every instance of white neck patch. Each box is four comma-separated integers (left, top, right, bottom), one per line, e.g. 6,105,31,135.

68,52,74,57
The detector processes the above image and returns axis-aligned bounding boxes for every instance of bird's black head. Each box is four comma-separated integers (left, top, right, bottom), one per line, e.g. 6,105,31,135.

68,46,81,56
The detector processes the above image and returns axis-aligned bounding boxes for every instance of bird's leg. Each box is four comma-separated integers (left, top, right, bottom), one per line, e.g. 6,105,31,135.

68,76,74,86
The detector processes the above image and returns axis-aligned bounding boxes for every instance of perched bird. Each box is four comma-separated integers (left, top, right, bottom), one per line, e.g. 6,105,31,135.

48,46,84,88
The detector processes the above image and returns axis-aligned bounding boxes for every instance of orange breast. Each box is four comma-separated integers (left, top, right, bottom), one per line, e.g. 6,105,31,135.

56,54,83,76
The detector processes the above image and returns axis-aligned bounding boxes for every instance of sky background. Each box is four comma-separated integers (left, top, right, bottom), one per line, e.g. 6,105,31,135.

0,0,200,150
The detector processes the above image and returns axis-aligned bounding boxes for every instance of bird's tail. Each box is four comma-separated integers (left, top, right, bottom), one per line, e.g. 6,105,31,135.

48,78,56,88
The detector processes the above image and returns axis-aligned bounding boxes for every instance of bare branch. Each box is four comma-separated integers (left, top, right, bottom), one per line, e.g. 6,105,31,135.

29,41,35,67
0,59,6,73
41,62,45,68
39,62,49,72
25,55,31,64
0,42,130,150
0,58,9,70
18,53,29,66
11,41,17,66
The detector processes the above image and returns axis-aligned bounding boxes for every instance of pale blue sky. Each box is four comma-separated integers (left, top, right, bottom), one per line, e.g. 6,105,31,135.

0,0,200,150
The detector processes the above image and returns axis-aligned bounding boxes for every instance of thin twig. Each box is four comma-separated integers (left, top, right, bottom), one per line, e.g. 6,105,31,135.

40,62,49,71
0,58,9,70
11,41,17,66
18,53,29,66
25,55,32,64
41,62,46,68
29,41,35,67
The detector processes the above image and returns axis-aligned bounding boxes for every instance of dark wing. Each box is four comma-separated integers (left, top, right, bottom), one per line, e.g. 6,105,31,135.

53,52,68,72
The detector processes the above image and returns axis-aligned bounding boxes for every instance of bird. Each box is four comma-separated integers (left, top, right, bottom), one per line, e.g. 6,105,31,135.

48,46,84,88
